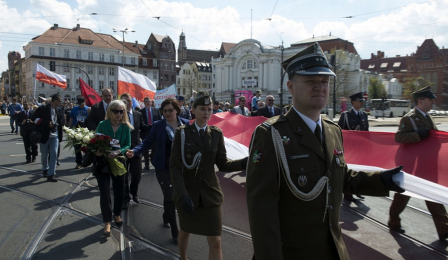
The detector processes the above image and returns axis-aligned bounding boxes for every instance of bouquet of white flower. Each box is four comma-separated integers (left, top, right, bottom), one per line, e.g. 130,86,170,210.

63,126,95,153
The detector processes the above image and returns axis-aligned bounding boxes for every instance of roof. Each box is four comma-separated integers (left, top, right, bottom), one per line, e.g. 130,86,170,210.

360,55,407,72
220,42,236,55
186,49,219,63
290,35,358,54
123,41,157,69
152,34,167,43
31,25,135,54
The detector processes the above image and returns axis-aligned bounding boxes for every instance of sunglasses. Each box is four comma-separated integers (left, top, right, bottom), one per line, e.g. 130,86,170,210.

240,100,246,102
267,99,274,101
163,109,175,113
111,109,124,114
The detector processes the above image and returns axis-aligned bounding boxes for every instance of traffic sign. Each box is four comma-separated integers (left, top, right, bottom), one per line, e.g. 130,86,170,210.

363,93,368,100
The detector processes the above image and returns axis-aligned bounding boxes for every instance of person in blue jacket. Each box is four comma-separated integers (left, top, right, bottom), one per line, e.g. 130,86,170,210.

8,98,23,134
126,97,190,243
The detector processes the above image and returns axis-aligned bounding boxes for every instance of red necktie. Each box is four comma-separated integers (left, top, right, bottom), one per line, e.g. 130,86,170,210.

147,108,152,125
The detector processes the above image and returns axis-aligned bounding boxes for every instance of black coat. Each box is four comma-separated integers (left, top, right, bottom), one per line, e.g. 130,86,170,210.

31,104,64,144
86,101,106,131
17,110,35,136
338,109,369,131
257,106,282,118
129,110,151,157
140,107,162,138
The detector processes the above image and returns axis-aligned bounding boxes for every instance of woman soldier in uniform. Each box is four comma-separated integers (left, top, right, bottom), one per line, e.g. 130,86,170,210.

170,92,248,260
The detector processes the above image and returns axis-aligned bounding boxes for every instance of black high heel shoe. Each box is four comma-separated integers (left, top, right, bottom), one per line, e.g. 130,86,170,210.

114,215,123,227
103,224,111,237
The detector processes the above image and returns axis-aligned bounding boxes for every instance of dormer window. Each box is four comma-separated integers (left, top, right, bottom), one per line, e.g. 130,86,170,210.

78,36,94,45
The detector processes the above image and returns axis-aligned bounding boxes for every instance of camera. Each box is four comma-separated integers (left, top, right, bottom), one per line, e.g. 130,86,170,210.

50,122,59,133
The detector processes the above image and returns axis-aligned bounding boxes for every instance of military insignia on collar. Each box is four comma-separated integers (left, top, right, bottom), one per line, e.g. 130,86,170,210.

401,124,406,129
252,149,263,164
282,136,290,145
298,175,307,187
415,118,420,121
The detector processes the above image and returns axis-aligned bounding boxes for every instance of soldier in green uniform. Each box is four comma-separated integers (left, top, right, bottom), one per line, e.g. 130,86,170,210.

170,92,248,260
388,86,448,239
246,42,405,260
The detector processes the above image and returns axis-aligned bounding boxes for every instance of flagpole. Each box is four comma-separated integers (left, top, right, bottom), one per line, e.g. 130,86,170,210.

33,77,37,100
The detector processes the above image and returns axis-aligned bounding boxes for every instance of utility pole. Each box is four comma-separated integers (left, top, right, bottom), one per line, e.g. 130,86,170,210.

330,54,337,118
279,41,284,108
113,28,135,67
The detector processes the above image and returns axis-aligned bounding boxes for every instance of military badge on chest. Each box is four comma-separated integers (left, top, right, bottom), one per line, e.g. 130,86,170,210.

282,136,290,145
253,149,263,164
334,148,344,166
298,175,307,187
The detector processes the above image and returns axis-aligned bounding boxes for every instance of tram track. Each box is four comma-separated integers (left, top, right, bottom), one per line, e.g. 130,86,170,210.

2,165,447,259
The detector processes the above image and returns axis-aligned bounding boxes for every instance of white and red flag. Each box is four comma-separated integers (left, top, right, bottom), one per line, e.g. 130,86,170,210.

36,64,67,89
205,112,448,205
117,67,156,101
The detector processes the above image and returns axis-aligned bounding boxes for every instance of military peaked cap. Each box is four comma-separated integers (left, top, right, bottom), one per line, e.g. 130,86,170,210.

193,91,212,107
281,42,336,78
177,96,185,101
412,86,437,99
349,92,365,101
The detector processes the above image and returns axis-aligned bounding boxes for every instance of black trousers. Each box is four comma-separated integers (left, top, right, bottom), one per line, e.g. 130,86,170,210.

74,144,82,165
143,150,150,166
22,134,38,160
124,155,142,202
96,173,125,222
155,168,178,239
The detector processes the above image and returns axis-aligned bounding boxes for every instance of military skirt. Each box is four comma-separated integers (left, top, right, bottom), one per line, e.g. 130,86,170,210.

175,197,222,236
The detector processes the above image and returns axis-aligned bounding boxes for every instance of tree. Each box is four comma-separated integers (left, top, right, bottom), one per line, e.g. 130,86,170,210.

402,76,433,105
179,64,201,99
368,77,386,99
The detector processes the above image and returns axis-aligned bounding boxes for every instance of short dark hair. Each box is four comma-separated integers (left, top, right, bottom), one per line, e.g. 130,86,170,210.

51,94,62,102
239,96,246,101
144,97,151,101
102,88,113,95
160,98,181,115
214,101,219,106
120,92,131,100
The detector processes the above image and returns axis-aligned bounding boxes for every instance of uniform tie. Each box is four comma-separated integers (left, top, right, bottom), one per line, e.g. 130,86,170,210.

315,123,322,148
199,128,205,138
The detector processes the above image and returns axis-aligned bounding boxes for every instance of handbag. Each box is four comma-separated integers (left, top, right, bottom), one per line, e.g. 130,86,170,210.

82,151,94,167
92,155,112,177
30,124,42,144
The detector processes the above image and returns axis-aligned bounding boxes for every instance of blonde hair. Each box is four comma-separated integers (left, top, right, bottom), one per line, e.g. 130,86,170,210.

105,100,134,130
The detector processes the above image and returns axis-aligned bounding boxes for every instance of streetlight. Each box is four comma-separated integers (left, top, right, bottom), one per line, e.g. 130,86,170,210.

279,41,286,109
113,28,135,67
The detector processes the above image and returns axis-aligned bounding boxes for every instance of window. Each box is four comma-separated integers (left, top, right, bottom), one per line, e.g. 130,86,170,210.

110,81,115,90
247,60,253,69
50,48,55,57
183,88,185,95
164,63,168,70
143,70,147,76
171,75,175,81
99,67,104,75
153,59,157,67
148,43,152,50
172,64,174,71
143,58,147,66
131,57,136,65
254,61,258,68
76,50,82,59
164,74,168,81
213,83,215,88
40,82,45,88
66,78,70,89
88,79,93,88
88,52,93,60
153,71,157,79
76,79,79,87
110,55,114,62
213,74,215,79
99,53,104,61
87,66,93,74
242,62,246,69
121,56,125,64
38,61,45,67
99,80,104,90
64,49,70,58
74,65,82,73
109,67,115,75
178,88,181,95
39,47,45,55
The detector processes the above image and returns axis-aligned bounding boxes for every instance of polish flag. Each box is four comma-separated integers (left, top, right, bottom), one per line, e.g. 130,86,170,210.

205,112,448,205
36,64,67,89
117,67,156,101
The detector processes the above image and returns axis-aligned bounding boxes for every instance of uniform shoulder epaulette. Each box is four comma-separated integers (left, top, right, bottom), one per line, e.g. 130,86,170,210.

322,116,338,126
179,124,188,129
404,110,415,117
210,125,222,132
260,115,285,128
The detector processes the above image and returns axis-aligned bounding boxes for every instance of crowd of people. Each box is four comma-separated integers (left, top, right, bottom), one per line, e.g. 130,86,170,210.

2,42,445,260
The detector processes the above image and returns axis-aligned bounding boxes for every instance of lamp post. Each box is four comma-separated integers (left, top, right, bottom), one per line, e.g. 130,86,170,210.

279,41,285,109
113,28,135,67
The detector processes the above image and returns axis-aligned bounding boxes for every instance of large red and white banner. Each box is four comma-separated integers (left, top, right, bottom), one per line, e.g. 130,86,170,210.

208,112,448,205
36,64,67,89
118,67,156,101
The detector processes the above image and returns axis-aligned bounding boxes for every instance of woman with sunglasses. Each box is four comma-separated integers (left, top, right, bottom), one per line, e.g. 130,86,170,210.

126,98,189,243
95,100,132,237
170,92,248,260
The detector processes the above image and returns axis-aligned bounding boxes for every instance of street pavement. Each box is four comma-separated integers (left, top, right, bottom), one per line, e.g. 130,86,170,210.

0,114,448,260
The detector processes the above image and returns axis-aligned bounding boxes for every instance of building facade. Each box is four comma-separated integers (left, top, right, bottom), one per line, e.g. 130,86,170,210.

22,24,140,101
177,62,212,99
146,34,176,89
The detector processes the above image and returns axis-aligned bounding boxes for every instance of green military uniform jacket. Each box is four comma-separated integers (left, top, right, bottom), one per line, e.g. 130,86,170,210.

246,109,388,260
395,108,437,143
170,124,243,207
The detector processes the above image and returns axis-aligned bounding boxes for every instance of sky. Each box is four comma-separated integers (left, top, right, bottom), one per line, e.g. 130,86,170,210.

1,0,448,73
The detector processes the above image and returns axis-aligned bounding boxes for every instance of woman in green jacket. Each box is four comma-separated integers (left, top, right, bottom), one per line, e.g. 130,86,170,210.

95,100,132,237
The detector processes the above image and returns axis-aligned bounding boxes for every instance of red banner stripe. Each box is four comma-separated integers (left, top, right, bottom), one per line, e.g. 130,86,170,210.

118,80,155,101
36,71,67,89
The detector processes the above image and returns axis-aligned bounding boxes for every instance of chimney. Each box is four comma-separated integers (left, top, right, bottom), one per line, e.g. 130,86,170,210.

135,40,138,45
76,24,80,31
396,55,400,57
53,24,58,30
371,53,375,59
